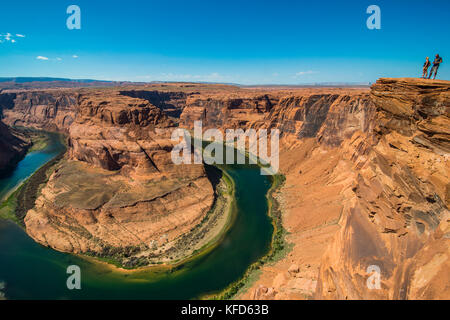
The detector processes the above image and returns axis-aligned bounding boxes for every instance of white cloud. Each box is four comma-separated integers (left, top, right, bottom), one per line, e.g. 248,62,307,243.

72,55,79,58
294,71,319,78
0,32,25,43
36,56,49,60
56,57,62,61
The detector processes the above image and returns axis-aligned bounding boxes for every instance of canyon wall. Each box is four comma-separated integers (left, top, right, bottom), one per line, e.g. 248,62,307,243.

0,120,31,175
0,89,77,131
0,89,77,176
0,89,215,267
1,79,448,297
0,91,29,174
178,88,374,149
24,91,214,265
315,78,449,300
239,79,449,300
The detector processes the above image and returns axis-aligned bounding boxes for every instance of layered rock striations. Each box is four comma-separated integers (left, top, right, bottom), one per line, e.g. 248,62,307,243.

240,79,449,300
119,90,188,118
24,91,215,265
315,78,449,300
178,88,373,145
180,93,275,129
240,89,378,299
0,89,77,131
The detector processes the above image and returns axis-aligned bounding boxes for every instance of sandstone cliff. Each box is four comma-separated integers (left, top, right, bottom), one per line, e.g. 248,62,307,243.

23,90,215,267
315,78,449,300
0,89,77,131
240,79,449,300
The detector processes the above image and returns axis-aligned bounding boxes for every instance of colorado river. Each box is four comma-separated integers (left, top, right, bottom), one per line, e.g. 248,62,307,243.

0,132,274,299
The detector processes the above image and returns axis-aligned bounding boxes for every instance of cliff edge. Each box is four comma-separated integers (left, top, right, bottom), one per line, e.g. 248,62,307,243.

316,78,450,299
242,78,449,300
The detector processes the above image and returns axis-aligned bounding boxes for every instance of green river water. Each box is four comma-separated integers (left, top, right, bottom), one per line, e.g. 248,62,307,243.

0,133,274,299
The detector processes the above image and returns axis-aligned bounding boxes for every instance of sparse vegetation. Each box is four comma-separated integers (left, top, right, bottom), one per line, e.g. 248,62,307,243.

0,132,67,226
13,126,52,153
0,187,21,223
211,173,291,300
85,245,147,269
15,152,66,225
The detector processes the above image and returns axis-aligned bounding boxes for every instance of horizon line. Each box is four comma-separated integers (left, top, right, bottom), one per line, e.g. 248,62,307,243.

0,76,373,88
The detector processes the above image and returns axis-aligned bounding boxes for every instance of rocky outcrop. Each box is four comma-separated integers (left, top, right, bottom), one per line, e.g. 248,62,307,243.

239,79,449,300
371,78,450,154
315,78,449,299
24,91,215,264
68,91,172,172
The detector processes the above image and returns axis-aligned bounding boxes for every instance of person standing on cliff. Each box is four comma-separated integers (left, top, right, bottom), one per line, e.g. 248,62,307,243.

422,57,431,78
428,54,443,79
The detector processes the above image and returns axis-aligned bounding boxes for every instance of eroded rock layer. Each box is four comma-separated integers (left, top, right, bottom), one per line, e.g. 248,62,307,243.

23,91,214,264
315,78,449,300
240,79,449,300
0,89,77,131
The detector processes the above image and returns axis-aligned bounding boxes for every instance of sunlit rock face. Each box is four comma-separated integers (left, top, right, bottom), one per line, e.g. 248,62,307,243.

235,79,448,300
315,78,449,300
23,90,213,258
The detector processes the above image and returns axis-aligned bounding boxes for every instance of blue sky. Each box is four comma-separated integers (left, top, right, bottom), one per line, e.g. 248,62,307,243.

0,0,449,84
